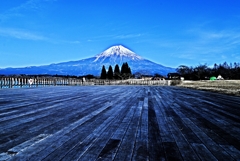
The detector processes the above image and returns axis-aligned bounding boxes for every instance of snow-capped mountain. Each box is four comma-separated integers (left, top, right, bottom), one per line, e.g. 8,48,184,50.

94,45,142,62
0,45,176,76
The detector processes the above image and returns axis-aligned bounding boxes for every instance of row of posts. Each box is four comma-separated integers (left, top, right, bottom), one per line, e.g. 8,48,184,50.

94,79,169,85
0,77,84,88
0,77,171,88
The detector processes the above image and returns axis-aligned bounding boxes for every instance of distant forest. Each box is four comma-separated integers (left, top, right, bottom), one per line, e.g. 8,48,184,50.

177,62,240,80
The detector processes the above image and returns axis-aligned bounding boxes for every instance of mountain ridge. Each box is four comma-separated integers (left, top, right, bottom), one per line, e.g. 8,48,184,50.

0,45,176,76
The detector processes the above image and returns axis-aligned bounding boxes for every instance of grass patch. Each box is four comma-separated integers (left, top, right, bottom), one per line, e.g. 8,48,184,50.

177,80,240,96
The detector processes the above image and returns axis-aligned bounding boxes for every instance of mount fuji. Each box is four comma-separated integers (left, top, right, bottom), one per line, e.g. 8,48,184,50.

0,45,176,76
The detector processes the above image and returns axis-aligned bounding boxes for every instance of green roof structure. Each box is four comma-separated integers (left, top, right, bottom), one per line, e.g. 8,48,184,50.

210,76,217,81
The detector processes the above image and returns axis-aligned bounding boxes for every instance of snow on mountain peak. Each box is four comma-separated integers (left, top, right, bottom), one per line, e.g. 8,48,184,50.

94,45,143,62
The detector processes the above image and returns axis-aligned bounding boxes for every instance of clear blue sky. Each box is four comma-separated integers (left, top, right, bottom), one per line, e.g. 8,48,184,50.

0,0,240,68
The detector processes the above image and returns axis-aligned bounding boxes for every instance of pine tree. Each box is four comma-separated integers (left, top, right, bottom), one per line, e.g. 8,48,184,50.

127,66,132,75
114,64,120,79
120,62,132,79
100,65,107,79
121,62,127,75
107,65,113,79
120,63,124,75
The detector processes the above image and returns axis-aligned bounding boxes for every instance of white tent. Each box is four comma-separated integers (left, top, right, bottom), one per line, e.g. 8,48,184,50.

217,75,224,80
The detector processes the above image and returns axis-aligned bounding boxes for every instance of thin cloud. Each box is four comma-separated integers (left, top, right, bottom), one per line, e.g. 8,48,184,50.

85,33,144,42
152,27,240,65
60,40,81,44
0,28,47,40
199,30,240,43
114,33,143,39
0,27,80,44
10,0,57,12
11,0,41,12
0,0,57,21
85,34,117,42
182,29,239,53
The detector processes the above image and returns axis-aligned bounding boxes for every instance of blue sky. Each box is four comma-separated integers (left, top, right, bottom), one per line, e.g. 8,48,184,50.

0,0,240,68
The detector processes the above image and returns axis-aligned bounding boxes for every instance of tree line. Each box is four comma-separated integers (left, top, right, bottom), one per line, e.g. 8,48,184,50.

177,62,240,80
100,62,132,79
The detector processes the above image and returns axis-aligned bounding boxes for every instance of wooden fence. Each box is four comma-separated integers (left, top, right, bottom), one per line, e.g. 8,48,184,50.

93,79,170,85
0,76,171,88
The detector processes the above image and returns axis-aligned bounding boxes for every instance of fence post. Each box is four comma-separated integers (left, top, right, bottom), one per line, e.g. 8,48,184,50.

20,78,22,87
36,78,38,87
9,77,11,88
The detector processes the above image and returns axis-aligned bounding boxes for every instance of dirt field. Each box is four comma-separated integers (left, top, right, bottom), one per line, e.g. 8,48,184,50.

177,80,240,96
